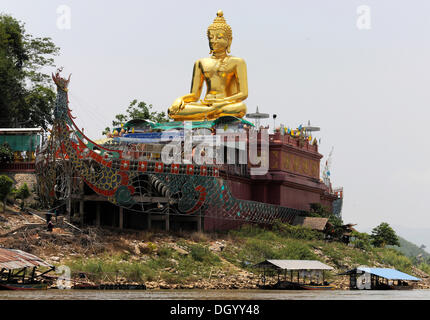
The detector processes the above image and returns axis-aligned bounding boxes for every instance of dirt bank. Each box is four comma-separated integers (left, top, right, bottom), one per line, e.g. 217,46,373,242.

1,209,429,290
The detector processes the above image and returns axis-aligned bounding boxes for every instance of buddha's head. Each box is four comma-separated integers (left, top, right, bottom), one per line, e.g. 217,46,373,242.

207,10,232,55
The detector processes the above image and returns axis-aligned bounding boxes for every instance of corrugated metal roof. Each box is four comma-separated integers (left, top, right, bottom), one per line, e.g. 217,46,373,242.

0,248,53,270
357,267,421,281
255,260,334,270
0,128,43,133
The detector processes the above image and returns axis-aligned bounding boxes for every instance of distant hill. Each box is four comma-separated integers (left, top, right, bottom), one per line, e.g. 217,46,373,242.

389,236,430,261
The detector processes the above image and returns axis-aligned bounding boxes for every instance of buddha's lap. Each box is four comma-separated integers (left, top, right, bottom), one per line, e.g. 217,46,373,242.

181,102,245,113
168,101,246,121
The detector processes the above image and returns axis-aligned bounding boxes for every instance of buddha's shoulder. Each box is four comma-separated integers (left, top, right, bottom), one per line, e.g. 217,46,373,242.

196,56,246,64
227,56,246,63
195,57,211,63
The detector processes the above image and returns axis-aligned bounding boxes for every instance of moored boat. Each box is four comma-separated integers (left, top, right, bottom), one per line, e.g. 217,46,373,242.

301,283,335,290
374,282,414,290
257,280,334,290
0,282,48,290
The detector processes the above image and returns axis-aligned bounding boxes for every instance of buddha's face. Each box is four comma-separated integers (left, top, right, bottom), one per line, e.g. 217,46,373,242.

208,29,231,54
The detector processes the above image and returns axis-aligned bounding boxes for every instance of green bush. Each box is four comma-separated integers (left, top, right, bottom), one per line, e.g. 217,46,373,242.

125,262,147,282
161,271,183,284
0,143,13,164
418,263,430,275
16,183,30,200
244,238,277,261
273,221,324,240
16,183,31,208
119,252,131,261
321,244,345,267
66,255,158,283
158,246,174,258
230,224,267,238
231,222,325,242
350,231,373,251
281,240,317,260
238,238,316,264
309,203,331,217
190,244,220,264
141,242,157,254
377,249,412,273
0,175,13,212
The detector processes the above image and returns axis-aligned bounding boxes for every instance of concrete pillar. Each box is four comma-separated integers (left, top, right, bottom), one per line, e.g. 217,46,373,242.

147,213,152,230
196,214,202,232
96,203,101,227
68,200,73,222
67,200,71,222
79,200,84,227
79,178,84,227
119,207,124,230
165,214,169,232
66,178,71,222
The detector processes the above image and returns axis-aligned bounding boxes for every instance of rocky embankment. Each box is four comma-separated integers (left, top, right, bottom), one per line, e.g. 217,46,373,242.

1,208,429,290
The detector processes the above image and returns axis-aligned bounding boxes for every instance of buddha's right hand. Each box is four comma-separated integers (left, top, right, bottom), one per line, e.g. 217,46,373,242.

169,97,185,115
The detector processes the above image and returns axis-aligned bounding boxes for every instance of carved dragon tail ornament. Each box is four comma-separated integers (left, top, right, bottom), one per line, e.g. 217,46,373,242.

50,70,136,207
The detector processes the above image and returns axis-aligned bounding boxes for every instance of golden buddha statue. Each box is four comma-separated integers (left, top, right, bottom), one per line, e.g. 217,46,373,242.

168,10,248,121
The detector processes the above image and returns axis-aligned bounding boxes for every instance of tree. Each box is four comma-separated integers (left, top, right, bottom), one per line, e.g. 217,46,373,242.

0,14,59,129
103,99,169,134
0,175,13,212
0,143,14,164
328,214,344,239
308,202,344,226
350,231,372,250
370,222,400,248
309,203,332,218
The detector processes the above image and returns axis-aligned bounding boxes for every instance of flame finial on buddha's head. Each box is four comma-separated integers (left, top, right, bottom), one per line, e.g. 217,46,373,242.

207,10,232,41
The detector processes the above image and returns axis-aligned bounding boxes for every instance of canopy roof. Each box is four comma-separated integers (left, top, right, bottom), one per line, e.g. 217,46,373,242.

0,248,53,270
0,135,41,152
152,121,213,131
0,128,43,133
339,267,421,281
292,216,330,231
93,137,113,145
213,116,254,127
114,116,254,132
254,260,334,271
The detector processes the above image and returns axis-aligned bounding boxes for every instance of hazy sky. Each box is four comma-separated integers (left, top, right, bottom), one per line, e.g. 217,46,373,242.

2,0,430,246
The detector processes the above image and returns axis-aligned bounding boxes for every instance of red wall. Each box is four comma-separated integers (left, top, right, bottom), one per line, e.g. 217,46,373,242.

278,185,321,211
203,133,337,231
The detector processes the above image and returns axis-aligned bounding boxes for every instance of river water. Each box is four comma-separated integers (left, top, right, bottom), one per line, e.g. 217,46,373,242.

0,289,429,300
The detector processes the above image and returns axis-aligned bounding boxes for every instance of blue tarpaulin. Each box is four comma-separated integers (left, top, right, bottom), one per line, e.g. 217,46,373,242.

357,267,420,281
123,131,183,140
